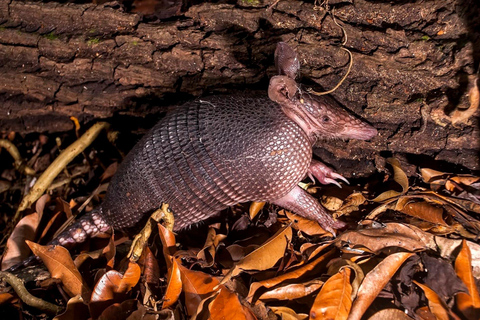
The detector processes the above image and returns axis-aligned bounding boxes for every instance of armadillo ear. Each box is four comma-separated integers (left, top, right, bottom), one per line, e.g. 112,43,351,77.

268,75,299,105
275,42,300,80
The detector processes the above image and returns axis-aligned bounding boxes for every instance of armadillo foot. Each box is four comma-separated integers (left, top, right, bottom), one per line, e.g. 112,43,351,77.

308,159,349,188
272,186,346,236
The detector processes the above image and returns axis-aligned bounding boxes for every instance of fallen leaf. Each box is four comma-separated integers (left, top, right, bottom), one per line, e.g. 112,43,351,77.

396,198,447,226
270,306,308,320
53,295,89,320
222,225,293,283
286,211,329,236
455,239,480,319
413,281,453,320
90,262,141,318
336,223,436,254
1,211,40,270
421,253,467,303
372,158,409,202
257,279,324,301
247,249,336,303
177,259,221,315
348,252,413,320
208,287,252,320
26,240,90,299
249,201,265,220
310,268,352,320
158,223,177,269
420,168,448,184
162,257,182,309
197,227,227,267
118,262,141,293
368,308,412,320
98,299,137,320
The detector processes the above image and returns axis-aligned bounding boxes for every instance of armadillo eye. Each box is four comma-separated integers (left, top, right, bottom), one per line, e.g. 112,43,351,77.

322,116,330,123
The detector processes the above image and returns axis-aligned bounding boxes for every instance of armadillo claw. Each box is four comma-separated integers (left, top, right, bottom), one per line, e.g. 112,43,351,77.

308,160,349,187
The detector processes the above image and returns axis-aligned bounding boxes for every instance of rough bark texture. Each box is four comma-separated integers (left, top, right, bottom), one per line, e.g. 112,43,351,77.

0,0,479,174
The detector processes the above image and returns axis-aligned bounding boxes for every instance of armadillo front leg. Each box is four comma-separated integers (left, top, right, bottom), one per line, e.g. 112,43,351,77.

308,160,349,188
271,186,345,236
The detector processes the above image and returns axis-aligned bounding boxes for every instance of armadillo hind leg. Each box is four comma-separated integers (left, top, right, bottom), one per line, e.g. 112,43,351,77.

7,209,111,272
307,160,349,188
271,185,346,236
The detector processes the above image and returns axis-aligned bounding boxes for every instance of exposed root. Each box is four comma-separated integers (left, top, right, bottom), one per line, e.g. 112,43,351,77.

0,271,62,315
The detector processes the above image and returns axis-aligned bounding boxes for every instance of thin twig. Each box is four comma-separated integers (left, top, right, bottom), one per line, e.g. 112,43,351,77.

13,122,110,225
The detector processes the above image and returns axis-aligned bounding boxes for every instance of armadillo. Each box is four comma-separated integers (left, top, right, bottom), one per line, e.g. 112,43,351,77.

10,43,376,269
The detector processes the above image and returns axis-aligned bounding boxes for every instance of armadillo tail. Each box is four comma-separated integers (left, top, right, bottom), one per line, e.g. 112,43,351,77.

6,209,111,272
50,208,111,247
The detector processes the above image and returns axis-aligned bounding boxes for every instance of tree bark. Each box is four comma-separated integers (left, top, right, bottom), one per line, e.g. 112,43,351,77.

0,0,479,174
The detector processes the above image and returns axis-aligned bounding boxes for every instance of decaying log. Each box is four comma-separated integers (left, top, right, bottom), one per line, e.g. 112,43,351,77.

0,0,479,174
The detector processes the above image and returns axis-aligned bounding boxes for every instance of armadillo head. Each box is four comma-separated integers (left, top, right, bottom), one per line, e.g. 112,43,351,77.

269,42,377,142
269,76,377,142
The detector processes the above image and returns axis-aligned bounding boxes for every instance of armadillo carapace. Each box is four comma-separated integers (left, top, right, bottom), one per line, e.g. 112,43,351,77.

35,43,378,256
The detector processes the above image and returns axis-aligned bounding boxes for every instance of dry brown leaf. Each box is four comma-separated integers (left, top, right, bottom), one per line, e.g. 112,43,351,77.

53,295,89,320
98,299,137,320
326,259,364,298
162,257,182,309
90,266,139,319
420,168,448,184
286,211,329,236
299,242,333,261
158,222,177,269
310,268,352,320
257,279,324,301
372,158,409,202
249,201,266,220
118,262,141,292
177,259,221,315
334,193,367,218
321,196,343,211
337,223,436,254
1,211,40,270
415,306,437,320
208,287,251,320
247,249,336,303
222,225,293,284
348,252,413,320
395,198,447,226
91,271,122,302
413,281,454,320
74,233,116,270
197,227,227,267
455,239,480,319
451,175,480,186
141,246,161,287
26,240,90,299
270,306,308,320
368,308,412,320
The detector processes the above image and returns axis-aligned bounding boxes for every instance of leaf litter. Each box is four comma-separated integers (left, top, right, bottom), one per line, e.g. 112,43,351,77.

1,126,480,320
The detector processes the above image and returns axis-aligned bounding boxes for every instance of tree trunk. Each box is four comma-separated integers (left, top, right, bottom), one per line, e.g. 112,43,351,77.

0,0,479,174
